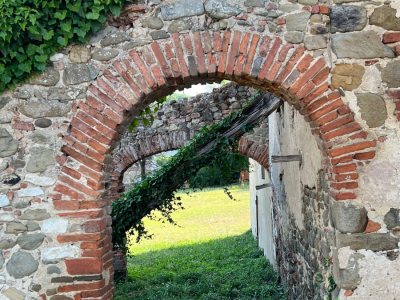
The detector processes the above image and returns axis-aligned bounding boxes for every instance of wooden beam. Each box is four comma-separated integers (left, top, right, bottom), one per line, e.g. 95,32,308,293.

271,155,302,163
256,183,272,190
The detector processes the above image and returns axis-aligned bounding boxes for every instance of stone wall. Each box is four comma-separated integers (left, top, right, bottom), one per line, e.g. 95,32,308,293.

0,0,399,298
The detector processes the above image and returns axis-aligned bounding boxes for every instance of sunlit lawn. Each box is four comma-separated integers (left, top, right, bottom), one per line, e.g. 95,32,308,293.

115,187,286,300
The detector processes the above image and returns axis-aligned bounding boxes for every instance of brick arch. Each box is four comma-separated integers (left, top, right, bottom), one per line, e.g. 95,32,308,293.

54,31,377,300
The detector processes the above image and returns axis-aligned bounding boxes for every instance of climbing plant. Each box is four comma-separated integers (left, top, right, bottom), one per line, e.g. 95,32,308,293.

0,0,128,92
111,91,281,250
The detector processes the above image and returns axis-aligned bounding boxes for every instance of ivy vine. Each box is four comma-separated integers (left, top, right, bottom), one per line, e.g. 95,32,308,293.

0,0,128,92
111,91,267,250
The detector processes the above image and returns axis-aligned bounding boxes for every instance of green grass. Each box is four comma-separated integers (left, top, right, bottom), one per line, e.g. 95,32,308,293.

115,188,286,300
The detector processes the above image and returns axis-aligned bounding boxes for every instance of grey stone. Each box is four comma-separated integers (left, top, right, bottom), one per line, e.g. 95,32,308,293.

0,129,19,158
12,201,29,209
63,63,92,85
257,26,265,32
356,93,387,128
299,0,317,4
29,67,60,86
29,132,50,144
267,22,281,33
284,32,304,44
0,213,15,222
237,20,253,26
100,31,131,46
12,89,31,99
331,64,365,91
30,284,42,292
2,288,25,300
161,0,204,20
18,100,71,118
92,48,119,61
51,277,74,283
34,118,52,128
334,252,364,290
88,64,99,80
48,87,86,100
384,208,400,230
304,35,327,50
0,239,16,249
0,252,4,269
69,45,91,63
330,5,367,33
150,30,170,40
21,209,51,221
26,147,55,172
43,260,59,265
17,187,44,197
333,0,363,2
310,24,328,35
27,221,40,231
122,40,153,50
336,233,399,251
0,194,10,207
310,14,322,23
0,96,11,110
47,266,61,275
89,25,118,44
142,17,164,29
168,19,193,33
7,252,39,279
244,0,264,7
50,296,74,300
17,233,45,250
5,222,27,235
381,60,400,88
46,289,57,296
204,0,241,19
332,31,394,59
331,202,368,233
10,160,25,169
370,5,400,31
286,11,311,31
279,4,298,12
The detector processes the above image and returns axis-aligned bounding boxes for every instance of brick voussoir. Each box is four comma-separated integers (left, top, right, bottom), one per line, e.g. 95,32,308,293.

328,140,377,157
290,58,326,94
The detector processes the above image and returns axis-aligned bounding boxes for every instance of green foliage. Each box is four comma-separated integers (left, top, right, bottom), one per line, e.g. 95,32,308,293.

111,93,260,248
115,231,286,300
153,153,173,169
0,0,128,92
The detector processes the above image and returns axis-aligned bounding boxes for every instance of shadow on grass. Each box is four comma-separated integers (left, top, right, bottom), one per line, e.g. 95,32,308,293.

115,230,286,300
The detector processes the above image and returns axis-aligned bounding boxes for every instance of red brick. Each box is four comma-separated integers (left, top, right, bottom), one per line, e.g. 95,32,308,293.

259,37,282,79
87,178,105,191
278,43,294,62
290,58,325,94
217,52,227,77
59,175,100,198
61,166,81,180
329,140,377,157
78,102,118,131
71,118,111,145
221,31,231,52
311,6,320,13
330,182,358,190
386,90,400,99
172,34,190,80
310,98,343,120
259,36,271,57
334,173,359,182
323,123,361,141
103,108,123,125
296,54,313,73
382,32,400,44
394,44,400,57
183,33,193,54
81,283,112,298
54,184,85,200
312,67,329,86
276,17,285,25
243,34,261,77
296,81,315,99
65,258,102,275
62,145,103,172
364,220,381,233
89,85,124,114
88,139,108,155
328,91,341,101
226,31,242,76
275,45,305,84
80,200,109,209
239,32,251,54
192,31,207,77
349,131,368,140
320,5,329,14
354,151,375,160
151,42,174,83
234,55,246,77
315,111,338,126
113,61,144,98
53,200,79,210
129,50,157,89
58,230,106,243
103,70,122,89
213,32,222,52
58,279,105,293
81,241,104,250
96,77,116,97
13,121,34,131
331,154,353,165
85,219,106,233
321,114,354,133
48,193,62,200
202,32,212,53
266,61,282,81
307,96,328,114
